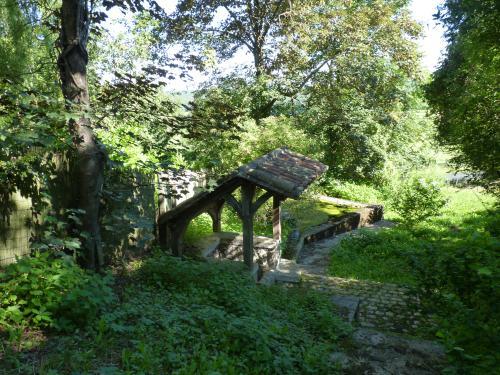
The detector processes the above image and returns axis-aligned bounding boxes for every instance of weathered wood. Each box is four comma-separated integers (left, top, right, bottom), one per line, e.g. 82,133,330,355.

158,177,241,225
273,195,281,242
156,149,328,262
241,182,256,269
252,190,274,214
158,221,167,248
167,221,188,256
225,194,243,218
207,200,224,232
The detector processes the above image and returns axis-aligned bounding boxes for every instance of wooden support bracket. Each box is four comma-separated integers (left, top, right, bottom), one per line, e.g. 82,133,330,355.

225,193,243,218
251,190,274,214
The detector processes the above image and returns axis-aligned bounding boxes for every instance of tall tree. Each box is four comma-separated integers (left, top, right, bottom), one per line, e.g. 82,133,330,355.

427,0,499,192
58,0,105,270
296,0,425,182
164,0,420,123
164,0,328,121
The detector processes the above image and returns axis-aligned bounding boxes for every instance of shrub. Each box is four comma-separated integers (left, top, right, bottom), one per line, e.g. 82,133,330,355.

409,224,500,372
0,252,115,331
391,175,446,226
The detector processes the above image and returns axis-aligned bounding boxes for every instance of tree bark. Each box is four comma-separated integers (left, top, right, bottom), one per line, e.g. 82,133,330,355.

58,0,105,270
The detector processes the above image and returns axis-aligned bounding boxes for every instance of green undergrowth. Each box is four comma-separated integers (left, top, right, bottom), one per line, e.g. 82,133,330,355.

329,228,418,286
0,252,115,332
327,186,499,372
1,253,350,374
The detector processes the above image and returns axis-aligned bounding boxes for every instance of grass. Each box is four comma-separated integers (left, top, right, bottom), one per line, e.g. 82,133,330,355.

283,199,355,231
329,187,496,285
183,207,273,245
328,227,419,285
327,185,499,372
1,253,350,374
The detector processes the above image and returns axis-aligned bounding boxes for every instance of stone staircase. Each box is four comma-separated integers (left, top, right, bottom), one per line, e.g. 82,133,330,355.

260,223,447,374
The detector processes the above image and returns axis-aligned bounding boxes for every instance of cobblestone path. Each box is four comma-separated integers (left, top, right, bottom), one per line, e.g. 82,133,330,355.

303,274,432,335
281,221,434,335
277,221,445,373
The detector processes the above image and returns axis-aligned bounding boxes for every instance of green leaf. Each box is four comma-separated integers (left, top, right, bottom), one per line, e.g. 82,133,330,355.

477,267,492,276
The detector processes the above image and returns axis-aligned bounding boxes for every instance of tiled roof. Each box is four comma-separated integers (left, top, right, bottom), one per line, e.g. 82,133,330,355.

237,148,328,198
158,148,327,223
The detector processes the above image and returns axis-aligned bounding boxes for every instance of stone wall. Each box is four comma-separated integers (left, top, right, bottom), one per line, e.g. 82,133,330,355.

213,233,280,271
100,171,157,263
284,196,384,261
0,192,33,266
0,169,207,267
186,232,280,275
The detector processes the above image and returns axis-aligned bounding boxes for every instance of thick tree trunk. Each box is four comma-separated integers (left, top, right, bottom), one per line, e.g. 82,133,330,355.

58,0,105,270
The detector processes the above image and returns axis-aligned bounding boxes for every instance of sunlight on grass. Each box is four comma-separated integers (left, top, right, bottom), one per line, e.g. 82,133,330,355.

328,186,497,286
283,199,354,231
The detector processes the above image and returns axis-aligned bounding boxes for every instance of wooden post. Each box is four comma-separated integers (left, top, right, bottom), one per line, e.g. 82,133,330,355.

273,195,281,242
168,221,187,257
241,182,256,269
207,200,224,232
158,222,167,248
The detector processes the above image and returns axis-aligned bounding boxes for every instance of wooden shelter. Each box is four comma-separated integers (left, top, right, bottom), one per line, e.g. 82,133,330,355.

157,148,327,268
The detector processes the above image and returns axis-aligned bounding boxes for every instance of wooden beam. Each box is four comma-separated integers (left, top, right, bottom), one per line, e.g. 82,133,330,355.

158,222,168,248
225,193,243,218
157,177,241,225
273,195,282,242
241,182,256,269
251,190,274,214
167,221,188,257
207,200,224,232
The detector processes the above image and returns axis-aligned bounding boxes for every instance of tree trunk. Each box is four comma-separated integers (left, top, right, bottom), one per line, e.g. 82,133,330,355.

58,0,105,270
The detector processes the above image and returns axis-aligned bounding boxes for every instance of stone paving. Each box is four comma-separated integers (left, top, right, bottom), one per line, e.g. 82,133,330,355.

303,273,431,335
274,220,445,373
277,220,436,336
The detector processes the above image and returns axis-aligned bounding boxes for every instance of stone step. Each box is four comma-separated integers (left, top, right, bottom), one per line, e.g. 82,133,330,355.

275,259,301,284
258,269,276,285
330,295,361,324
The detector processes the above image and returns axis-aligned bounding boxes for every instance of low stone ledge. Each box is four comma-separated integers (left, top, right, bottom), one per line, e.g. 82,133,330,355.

285,197,383,261
189,232,280,276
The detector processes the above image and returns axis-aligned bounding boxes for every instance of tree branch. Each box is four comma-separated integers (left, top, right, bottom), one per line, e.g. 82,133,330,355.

282,58,330,98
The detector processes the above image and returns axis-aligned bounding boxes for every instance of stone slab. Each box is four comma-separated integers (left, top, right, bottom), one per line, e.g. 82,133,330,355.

331,295,361,323
258,270,276,285
275,259,301,283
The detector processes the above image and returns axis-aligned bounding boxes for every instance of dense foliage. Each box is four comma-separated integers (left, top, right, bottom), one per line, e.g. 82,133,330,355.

1,0,499,373
0,252,115,331
427,0,500,192
177,0,435,183
2,254,350,373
